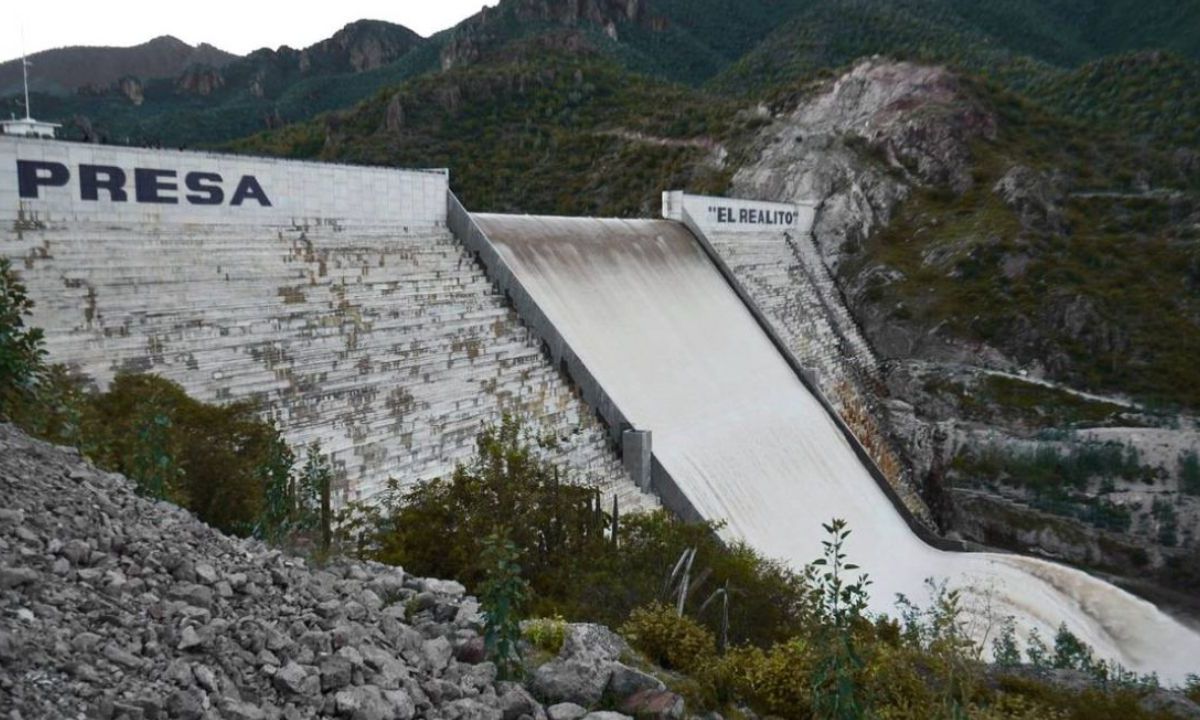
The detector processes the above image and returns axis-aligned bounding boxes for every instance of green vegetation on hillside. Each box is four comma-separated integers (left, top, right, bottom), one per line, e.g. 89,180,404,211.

341,416,1190,718
230,49,741,215
844,79,1200,410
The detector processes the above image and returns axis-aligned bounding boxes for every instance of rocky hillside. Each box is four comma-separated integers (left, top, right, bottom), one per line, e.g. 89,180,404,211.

0,423,688,720
730,57,1200,607
0,36,236,97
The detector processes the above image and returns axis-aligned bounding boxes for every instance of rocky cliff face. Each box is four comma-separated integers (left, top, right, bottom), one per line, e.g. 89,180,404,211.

176,66,226,96
441,0,657,70
117,76,145,106
733,60,996,271
300,20,423,74
0,424,683,720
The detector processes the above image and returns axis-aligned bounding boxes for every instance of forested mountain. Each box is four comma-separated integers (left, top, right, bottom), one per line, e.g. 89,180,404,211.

0,21,430,145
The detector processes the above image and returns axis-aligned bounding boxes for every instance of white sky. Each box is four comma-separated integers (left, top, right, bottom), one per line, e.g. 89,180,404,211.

2,2,499,63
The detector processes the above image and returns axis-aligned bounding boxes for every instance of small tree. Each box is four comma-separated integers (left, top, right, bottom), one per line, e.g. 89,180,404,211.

0,258,46,418
480,533,529,679
809,518,872,720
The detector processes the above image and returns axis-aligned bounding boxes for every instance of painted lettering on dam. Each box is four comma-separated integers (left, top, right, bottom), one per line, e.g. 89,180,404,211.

709,205,798,227
17,160,272,207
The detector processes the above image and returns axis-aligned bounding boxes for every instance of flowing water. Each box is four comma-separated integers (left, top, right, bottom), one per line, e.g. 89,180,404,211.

474,213,1200,682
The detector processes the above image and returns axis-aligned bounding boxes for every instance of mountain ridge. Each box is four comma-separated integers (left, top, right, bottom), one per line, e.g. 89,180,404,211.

0,35,238,98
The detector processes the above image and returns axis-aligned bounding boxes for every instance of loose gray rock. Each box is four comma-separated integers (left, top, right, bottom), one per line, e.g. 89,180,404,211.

423,636,454,673
618,689,685,720
531,658,615,707
321,654,354,691
499,684,544,720
274,661,320,697
547,703,589,720
606,663,664,701
445,697,505,720
0,566,40,589
0,425,654,720
335,685,393,720
560,624,629,664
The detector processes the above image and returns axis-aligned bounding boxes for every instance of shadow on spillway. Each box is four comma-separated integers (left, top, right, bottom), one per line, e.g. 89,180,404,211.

473,213,1200,683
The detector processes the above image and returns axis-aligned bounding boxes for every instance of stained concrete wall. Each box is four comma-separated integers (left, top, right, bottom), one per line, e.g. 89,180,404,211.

1,136,445,227
665,191,946,544
0,136,654,511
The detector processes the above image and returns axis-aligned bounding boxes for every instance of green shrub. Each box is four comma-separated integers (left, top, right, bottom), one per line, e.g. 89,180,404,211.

481,534,529,680
523,615,568,655
621,602,717,673
80,374,285,533
809,518,872,720
713,639,814,719
364,416,816,647
1185,675,1200,705
0,258,47,419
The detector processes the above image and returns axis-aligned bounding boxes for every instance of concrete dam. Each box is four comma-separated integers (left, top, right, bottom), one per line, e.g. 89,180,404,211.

4,136,1199,681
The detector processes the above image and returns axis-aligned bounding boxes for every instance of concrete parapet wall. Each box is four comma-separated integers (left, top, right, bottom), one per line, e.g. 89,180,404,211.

2,136,446,228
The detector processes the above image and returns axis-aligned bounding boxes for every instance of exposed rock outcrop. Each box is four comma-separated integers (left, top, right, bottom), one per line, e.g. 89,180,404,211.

176,66,226,96
117,76,144,106
300,20,423,74
733,59,996,270
441,0,659,70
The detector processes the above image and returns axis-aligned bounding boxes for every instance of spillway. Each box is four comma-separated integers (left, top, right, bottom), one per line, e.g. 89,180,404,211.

473,213,1200,682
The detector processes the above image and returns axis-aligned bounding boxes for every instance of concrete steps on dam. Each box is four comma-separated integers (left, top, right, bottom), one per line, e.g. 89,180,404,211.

4,219,655,514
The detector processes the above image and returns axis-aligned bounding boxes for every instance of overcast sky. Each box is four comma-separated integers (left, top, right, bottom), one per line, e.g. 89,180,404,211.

2,2,499,63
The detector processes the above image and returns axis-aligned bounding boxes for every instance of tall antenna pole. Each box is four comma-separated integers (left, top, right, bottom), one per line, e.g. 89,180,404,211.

20,25,32,119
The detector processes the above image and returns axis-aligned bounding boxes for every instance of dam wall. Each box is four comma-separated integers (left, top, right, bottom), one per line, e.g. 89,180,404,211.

0,136,653,510
472,208,1200,682
664,191,926,521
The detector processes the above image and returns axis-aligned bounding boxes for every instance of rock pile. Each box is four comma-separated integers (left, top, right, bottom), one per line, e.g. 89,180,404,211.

0,425,682,720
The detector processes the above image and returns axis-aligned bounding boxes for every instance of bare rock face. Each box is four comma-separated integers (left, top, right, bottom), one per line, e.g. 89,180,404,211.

300,20,422,75
732,59,996,270
175,66,225,96
441,0,659,70
385,93,406,133
993,165,1067,234
116,76,144,106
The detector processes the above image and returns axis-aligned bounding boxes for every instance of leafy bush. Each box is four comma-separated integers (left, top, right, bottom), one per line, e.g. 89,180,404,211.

620,602,716,673
480,534,529,680
809,519,876,719
362,416,817,646
80,374,286,534
1186,675,1200,705
0,258,46,419
714,639,814,718
522,615,568,655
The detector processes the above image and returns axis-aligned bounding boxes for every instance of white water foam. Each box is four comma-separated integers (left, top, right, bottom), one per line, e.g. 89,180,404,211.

475,213,1200,682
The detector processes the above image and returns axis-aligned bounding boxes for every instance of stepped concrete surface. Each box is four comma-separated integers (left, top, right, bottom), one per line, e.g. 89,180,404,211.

0,136,654,511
